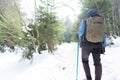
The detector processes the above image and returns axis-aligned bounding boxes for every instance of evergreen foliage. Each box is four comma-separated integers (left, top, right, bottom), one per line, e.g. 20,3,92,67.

21,0,64,59
0,0,23,52
0,0,64,60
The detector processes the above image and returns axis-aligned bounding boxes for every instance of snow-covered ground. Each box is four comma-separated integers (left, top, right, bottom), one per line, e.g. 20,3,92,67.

0,37,120,80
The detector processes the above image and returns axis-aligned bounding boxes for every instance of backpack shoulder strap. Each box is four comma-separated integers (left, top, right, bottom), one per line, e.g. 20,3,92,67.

80,19,87,42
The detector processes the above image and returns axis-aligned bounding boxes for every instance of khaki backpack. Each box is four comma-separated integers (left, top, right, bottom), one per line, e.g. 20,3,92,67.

86,16,104,43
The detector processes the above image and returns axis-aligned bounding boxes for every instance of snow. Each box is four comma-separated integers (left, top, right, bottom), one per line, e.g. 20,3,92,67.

0,37,120,80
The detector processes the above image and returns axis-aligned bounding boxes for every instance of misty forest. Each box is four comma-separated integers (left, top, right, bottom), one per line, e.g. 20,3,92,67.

0,0,120,60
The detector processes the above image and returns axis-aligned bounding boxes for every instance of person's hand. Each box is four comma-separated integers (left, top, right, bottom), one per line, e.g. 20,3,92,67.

101,47,105,54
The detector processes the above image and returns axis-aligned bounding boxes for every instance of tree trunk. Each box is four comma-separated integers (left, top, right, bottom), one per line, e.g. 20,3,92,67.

111,0,120,36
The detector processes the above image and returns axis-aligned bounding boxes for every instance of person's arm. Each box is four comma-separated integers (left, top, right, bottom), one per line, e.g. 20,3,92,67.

103,33,107,47
101,33,107,54
77,20,86,39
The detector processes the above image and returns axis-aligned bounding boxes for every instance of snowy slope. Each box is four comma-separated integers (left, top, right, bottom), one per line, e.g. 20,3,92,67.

0,37,120,80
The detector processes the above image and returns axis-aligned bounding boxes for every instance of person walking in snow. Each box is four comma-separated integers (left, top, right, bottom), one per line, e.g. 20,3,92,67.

77,9,106,80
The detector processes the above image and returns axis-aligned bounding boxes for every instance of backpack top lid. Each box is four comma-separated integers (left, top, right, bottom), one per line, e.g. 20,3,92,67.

86,9,98,17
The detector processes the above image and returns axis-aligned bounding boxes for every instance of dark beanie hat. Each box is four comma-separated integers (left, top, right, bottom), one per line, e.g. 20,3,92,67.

86,9,97,17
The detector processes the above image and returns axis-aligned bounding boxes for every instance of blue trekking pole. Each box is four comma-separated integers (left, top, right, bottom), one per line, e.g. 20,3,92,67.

76,39,80,80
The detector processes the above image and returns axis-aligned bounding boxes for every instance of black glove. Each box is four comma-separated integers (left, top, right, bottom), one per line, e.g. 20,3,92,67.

101,47,105,54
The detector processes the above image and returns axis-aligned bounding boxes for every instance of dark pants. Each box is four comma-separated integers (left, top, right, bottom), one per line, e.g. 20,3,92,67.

81,45,102,80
